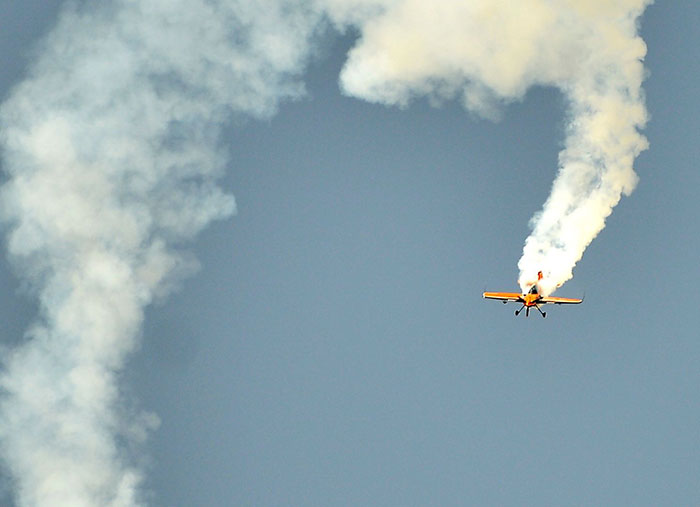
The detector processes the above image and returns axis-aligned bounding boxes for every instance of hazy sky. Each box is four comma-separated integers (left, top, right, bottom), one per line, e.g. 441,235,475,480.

0,1,699,506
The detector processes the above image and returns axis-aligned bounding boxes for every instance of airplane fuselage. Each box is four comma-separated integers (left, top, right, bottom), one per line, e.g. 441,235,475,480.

522,293,541,307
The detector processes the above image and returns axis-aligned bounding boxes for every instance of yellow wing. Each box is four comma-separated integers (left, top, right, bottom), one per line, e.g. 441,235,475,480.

538,296,583,305
483,292,523,302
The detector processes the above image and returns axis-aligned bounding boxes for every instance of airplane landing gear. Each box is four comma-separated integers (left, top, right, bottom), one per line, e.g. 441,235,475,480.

514,304,547,318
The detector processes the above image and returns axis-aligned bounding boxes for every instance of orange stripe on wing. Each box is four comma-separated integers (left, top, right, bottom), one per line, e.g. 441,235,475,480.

539,297,583,304
483,292,522,300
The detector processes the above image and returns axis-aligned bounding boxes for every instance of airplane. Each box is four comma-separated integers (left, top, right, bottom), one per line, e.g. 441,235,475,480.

483,271,583,318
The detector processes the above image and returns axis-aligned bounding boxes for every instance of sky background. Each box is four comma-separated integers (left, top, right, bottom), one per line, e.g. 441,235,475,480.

0,1,699,506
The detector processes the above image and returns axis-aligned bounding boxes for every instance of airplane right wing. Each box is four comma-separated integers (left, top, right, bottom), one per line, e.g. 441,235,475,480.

482,292,523,302
538,296,583,305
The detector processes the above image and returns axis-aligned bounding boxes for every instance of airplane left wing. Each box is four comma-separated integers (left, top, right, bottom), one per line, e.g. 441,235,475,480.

538,296,583,305
483,292,522,302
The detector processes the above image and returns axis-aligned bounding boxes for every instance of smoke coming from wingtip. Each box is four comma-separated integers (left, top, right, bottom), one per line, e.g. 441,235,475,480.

331,0,652,295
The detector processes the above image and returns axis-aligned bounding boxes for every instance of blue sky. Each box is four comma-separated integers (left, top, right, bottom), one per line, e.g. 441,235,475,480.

0,1,699,506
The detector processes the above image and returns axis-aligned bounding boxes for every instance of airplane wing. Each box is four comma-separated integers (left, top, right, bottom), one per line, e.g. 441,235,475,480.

483,292,523,302
538,296,583,305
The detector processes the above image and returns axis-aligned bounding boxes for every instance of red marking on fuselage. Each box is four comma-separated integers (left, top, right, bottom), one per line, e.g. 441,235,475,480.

523,293,540,307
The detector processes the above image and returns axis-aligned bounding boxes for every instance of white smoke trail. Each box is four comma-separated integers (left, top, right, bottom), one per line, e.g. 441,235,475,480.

331,0,652,295
0,0,654,504
0,0,321,505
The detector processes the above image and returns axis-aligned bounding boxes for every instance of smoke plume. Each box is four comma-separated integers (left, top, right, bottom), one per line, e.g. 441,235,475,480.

0,0,320,505
0,0,652,505
332,0,652,295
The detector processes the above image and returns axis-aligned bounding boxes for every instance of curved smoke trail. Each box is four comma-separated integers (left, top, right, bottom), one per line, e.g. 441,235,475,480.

333,0,652,295
0,1,320,505
0,0,653,505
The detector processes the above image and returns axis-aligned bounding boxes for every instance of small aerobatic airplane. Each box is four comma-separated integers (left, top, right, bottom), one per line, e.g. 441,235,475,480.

483,271,583,318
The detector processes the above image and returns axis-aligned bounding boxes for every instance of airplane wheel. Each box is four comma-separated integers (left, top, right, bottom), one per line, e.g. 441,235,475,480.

515,310,519,316
543,312,547,318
